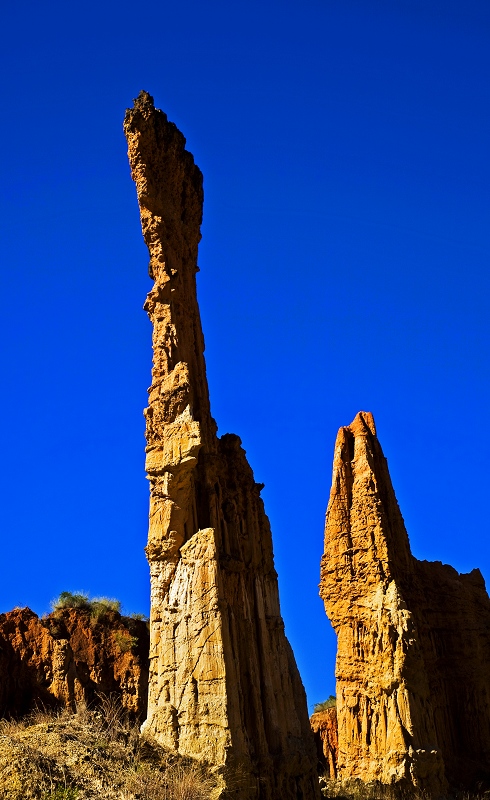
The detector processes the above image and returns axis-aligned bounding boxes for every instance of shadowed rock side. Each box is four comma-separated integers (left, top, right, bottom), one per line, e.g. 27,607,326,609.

320,411,490,794
0,608,149,719
124,91,319,800
310,708,338,779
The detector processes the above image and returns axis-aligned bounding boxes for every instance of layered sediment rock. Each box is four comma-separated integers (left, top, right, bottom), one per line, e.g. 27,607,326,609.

0,607,149,718
310,708,338,779
320,411,490,793
124,91,319,800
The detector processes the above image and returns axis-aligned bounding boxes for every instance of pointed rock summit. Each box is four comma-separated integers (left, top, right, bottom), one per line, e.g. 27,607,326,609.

124,92,319,800
321,412,490,793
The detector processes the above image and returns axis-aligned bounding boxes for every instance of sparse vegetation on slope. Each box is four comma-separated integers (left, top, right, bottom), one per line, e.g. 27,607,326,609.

0,698,219,800
51,591,92,611
51,592,122,621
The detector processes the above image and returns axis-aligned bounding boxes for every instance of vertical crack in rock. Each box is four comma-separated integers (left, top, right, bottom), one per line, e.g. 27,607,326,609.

321,411,490,794
124,91,320,800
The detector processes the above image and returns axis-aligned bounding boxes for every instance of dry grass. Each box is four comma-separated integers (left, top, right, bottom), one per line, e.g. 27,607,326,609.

125,761,219,800
0,697,218,800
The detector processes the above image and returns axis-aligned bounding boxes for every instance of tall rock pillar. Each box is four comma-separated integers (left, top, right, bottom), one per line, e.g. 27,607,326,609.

321,411,490,794
124,92,319,800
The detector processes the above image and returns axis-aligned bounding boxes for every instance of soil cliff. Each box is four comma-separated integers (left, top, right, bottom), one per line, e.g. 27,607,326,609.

124,91,319,800
320,411,490,794
0,607,149,718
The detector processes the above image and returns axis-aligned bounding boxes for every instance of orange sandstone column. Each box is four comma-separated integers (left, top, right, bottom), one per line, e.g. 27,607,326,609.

321,411,490,793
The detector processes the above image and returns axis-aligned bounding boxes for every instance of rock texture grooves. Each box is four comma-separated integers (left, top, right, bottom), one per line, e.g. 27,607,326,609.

320,411,490,793
0,608,149,718
124,91,319,800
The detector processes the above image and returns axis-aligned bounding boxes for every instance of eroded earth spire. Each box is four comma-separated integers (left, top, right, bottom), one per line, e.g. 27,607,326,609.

124,92,319,800
321,411,490,794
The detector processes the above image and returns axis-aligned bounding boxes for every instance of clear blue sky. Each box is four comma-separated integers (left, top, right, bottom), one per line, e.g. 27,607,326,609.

1,0,489,710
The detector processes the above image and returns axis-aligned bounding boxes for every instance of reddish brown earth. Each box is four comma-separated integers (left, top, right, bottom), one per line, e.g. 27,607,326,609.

321,411,490,794
0,607,149,719
310,708,338,779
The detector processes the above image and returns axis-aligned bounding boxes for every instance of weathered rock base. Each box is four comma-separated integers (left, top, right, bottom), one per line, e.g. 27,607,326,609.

320,412,490,795
0,607,149,719
124,91,320,800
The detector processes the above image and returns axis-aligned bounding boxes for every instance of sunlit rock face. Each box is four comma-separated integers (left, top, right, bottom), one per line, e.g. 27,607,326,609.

321,411,490,794
124,91,319,800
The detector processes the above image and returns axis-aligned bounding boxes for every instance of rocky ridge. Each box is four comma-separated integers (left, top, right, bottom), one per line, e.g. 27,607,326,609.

124,91,320,800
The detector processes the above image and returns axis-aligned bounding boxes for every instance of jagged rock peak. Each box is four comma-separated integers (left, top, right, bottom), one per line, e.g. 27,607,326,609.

348,409,376,435
124,95,320,800
321,411,490,794
133,89,155,110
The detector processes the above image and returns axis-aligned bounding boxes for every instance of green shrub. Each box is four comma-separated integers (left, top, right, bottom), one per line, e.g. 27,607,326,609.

113,631,138,654
41,787,79,800
313,695,336,713
51,592,121,621
128,612,149,622
51,592,90,612
90,597,121,621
